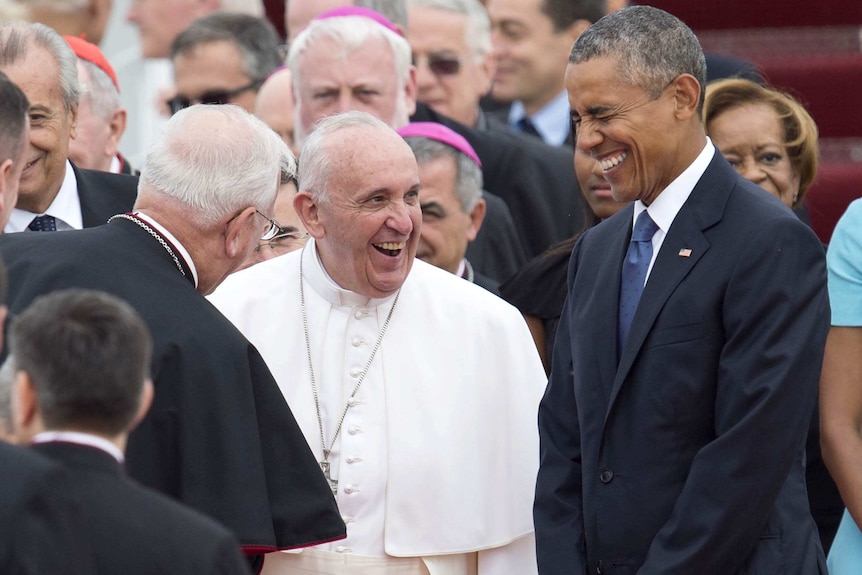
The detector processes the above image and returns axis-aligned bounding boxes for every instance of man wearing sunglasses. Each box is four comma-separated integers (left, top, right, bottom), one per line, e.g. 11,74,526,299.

407,0,495,129
169,12,283,115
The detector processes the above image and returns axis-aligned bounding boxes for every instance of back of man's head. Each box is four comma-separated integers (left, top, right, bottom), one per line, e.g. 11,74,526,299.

0,71,29,170
170,12,283,82
0,71,29,230
9,289,152,438
139,104,287,228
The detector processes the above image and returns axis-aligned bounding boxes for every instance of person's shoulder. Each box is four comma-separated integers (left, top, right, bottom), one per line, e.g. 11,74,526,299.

210,250,301,306
0,442,59,483
407,259,522,318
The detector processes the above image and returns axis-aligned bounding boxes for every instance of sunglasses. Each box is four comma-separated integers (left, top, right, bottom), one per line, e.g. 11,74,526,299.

167,77,265,115
412,54,462,77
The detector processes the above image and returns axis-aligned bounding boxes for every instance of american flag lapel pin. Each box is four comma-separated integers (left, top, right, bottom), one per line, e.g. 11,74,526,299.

678,248,692,258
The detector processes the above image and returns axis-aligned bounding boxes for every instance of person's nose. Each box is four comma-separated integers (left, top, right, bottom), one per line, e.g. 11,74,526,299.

387,202,414,235
414,59,436,92
575,119,602,154
336,93,354,114
738,157,767,184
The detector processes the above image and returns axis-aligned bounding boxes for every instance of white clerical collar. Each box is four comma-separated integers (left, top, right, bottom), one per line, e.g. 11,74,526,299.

302,238,396,308
6,160,83,232
31,430,125,464
109,155,122,174
133,211,199,288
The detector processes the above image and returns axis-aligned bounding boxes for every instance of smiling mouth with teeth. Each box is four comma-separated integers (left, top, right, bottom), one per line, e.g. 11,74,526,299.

599,152,627,172
373,241,406,256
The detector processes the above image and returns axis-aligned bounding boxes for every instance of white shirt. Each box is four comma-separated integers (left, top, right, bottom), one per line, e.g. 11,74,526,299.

634,139,716,283
32,430,125,463
210,240,545,573
6,160,82,232
508,90,572,146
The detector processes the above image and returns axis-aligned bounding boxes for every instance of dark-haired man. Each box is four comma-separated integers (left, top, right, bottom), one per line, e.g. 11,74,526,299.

9,289,252,574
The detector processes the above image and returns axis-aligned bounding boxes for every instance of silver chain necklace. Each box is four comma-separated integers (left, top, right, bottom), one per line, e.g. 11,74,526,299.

299,243,400,496
108,214,185,277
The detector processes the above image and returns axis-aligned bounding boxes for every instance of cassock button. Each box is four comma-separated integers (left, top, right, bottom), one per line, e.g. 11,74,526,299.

346,456,362,464
352,337,364,347
335,546,352,553
354,309,368,319
599,469,614,484
343,484,358,494
348,426,362,435
349,367,362,378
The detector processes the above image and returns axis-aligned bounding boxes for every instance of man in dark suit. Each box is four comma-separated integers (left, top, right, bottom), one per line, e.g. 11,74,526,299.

534,6,830,575
8,288,252,574
0,441,94,574
0,22,136,233
0,104,345,569
0,256,94,575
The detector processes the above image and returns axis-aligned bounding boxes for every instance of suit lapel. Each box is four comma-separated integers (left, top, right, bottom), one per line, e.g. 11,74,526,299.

605,155,732,419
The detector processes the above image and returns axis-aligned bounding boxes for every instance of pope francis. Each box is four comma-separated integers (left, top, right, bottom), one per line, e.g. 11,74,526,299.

210,111,547,575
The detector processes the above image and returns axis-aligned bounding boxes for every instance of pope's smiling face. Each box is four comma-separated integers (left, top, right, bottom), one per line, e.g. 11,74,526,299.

311,124,422,298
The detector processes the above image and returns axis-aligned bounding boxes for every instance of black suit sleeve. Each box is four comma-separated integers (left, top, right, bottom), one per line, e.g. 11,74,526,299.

534,240,589,575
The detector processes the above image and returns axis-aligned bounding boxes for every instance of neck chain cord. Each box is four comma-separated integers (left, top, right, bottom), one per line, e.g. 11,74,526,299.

299,244,400,495
108,214,185,277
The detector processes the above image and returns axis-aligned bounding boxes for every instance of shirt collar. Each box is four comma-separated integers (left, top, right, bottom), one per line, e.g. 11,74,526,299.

6,160,83,232
32,430,125,464
302,237,397,308
133,211,199,288
508,90,571,146
633,139,715,233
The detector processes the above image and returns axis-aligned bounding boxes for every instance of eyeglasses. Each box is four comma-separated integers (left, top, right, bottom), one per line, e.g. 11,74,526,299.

167,77,265,115
255,209,286,242
412,54,462,77
255,227,309,252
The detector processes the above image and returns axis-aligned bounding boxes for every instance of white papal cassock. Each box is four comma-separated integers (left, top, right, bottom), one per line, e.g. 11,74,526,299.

209,239,547,575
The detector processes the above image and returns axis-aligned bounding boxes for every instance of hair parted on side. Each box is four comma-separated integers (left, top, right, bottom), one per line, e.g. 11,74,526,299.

569,6,706,110
170,12,282,82
9,289,153,436
0,22,81,112
140,104,287,227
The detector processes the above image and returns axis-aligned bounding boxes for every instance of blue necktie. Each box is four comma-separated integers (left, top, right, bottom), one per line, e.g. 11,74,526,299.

618,210,658,351
28,215,57,232
516,116,541,139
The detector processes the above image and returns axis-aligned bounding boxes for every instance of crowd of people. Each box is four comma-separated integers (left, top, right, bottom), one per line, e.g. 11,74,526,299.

0,1,856,574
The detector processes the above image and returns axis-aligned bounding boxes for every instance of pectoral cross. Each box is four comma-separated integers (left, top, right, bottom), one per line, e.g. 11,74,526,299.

320,459,338,496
